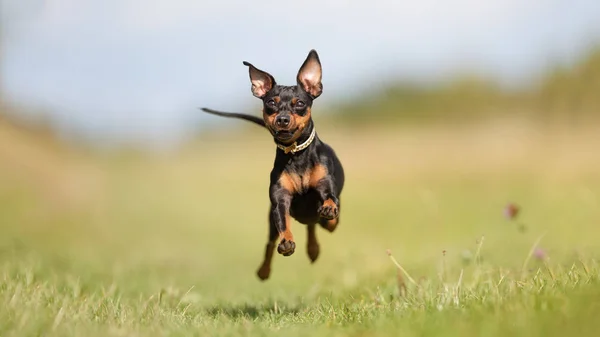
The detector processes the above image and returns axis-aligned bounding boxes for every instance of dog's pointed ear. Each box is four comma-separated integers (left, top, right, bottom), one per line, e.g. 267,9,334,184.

297,49,322,98
243,61,275,98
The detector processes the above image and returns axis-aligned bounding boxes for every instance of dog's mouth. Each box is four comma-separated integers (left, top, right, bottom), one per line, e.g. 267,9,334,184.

274,129,297,142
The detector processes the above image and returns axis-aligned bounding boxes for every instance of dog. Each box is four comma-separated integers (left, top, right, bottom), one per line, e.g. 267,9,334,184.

200,50,344,280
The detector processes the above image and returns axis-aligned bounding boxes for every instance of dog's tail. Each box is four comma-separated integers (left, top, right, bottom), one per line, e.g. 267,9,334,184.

199,107,266,128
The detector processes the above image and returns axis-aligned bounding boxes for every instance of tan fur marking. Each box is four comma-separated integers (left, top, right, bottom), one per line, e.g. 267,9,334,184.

279,172,300,194
262,97,280,131
281,214,293,241
322,198,335,209
325,218,338,232
263,110,276,131
289,107,311,143
309,164,327,188
279,163,327,195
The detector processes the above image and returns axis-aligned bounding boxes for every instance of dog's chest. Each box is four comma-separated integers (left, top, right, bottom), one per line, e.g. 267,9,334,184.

285,172,312,194
279,164,327,195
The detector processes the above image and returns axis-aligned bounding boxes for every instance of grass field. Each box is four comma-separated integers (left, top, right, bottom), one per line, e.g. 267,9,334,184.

1,118,600,336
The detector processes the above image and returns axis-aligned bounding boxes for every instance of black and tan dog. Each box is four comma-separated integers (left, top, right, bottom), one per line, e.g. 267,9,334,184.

200,50,344,280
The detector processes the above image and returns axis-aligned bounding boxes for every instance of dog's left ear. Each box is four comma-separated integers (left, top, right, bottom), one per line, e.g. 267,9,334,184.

297,49,323,98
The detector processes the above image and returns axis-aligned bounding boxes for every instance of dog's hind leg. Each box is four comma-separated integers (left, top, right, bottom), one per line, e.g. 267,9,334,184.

256,214,279,281
306,223,320,263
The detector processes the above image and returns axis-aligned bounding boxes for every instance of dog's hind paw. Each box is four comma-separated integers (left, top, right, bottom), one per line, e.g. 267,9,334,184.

307,243,320,263
257,265,271,280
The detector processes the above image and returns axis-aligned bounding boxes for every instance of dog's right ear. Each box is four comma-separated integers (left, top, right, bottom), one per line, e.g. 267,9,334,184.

243,61,276,98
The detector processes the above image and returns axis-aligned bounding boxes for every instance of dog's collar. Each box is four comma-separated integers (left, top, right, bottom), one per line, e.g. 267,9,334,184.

276,127,316,154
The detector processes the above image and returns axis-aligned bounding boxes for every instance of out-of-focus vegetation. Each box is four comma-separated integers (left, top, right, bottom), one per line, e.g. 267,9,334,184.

330,47,600,126
2,46,599,145
1,46,600,337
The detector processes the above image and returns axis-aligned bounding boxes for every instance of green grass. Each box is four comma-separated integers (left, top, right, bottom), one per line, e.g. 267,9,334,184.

1,121,600,336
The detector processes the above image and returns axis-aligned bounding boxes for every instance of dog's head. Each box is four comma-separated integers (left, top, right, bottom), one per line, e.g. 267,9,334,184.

243,50,322,145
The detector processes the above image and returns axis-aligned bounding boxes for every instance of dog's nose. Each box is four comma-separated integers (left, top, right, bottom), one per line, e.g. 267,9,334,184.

276,115,291,128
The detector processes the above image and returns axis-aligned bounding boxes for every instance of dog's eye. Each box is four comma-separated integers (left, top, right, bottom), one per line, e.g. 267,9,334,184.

267,99,276,107
295,100,306,108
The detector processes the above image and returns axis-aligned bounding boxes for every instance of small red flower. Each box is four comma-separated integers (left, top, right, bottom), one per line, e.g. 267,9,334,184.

504,203,520,220
533,248,547,260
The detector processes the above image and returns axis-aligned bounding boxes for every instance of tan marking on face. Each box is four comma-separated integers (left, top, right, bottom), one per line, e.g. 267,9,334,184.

291,97,298,105
294,106,311,130
262,96,280,132
263,112,276,133
287,106,311,143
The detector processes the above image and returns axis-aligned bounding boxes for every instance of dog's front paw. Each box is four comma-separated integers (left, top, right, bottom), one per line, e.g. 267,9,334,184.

277,239,296,256
318,199,339,220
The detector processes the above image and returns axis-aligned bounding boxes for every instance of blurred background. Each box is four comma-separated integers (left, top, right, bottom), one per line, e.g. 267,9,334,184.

1,0,600,297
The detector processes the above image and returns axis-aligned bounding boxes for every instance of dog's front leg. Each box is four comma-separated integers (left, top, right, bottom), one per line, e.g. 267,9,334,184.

315,177,339,220
269,185,295,256
315,177,341,232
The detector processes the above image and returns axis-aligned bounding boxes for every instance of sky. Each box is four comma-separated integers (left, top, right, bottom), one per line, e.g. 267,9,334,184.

1,0,600,147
